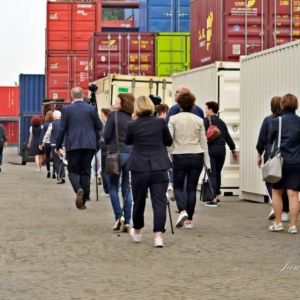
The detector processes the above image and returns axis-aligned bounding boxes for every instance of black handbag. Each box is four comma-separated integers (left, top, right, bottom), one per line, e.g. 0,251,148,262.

200,169,215,202
105,112,120,176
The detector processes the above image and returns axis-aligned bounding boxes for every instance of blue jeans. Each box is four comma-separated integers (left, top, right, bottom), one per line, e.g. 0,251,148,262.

108,152,132,224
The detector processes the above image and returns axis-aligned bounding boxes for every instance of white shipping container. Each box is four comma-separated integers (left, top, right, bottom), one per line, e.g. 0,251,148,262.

93,74,173,109
172,62,240,194
240,40,300,203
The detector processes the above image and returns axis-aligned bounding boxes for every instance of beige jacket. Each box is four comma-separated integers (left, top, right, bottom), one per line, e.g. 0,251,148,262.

168,112,211,169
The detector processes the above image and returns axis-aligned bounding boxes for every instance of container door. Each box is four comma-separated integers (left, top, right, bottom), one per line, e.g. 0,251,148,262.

125,34,155,76
72,3,97,51
3,121,19,145
0,87,19,118
73,55,89,93
47,54,71,101
218,70,240,192
269,0,300,47
94,34,124,79
47,3,72,51
148,0,174,32
175,0,190,32
224,0,268,61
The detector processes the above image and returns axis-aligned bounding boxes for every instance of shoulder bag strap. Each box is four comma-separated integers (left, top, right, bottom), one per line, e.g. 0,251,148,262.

277,116,282,151
114,111,120,153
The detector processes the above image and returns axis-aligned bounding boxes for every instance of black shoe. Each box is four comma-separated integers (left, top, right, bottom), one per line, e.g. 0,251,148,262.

52,173,56,179
205,200,219,207
0,167,1,172
57,179,65,184
47,172,51,178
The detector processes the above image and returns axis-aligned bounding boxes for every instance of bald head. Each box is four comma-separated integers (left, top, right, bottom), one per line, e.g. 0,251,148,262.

175,85,191,101
71,87,84,100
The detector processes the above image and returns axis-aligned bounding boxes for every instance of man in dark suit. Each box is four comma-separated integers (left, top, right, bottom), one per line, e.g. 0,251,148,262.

56,87,103,209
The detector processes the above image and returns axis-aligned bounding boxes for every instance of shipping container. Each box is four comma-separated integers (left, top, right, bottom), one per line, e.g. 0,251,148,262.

240,40,300,202
1,121,19,145
172,62,240,193
46,52,89,101
139,0,190,32
102,19,135,29
155,32,190,77
19,74,45,114
191,0,300,68
47,1,101,52
93,74,173,108
89,32,155,82
0,87,19,118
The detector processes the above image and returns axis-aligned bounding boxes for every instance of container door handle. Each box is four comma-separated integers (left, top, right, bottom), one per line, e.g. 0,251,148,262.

74,56,77,87
118,34,122,74
290,0,294,41
138,34,141,76
274,0,277,47
127,34,131,75
107,34,111,76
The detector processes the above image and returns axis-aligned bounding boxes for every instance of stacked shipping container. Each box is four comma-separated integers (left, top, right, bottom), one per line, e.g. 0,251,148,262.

191,0,300,68
0,87,19,145
46,0,101,100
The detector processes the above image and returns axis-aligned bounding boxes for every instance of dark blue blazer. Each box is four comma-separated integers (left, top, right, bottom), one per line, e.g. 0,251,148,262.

56,100,103,151
125,116,172,172
166,103,204,123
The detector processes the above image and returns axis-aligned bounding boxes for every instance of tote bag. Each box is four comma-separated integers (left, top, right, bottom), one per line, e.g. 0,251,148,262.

200,169,215,202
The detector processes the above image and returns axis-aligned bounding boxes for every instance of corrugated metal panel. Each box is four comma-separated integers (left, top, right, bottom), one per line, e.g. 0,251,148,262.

0,87,19,117
19,74,45,114
172,62,240,192
155,32,190,77
139,0,190,32
240,40,300,202
2,121,18,145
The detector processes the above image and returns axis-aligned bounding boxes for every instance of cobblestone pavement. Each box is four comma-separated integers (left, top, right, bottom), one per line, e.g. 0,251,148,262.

0,148,300,300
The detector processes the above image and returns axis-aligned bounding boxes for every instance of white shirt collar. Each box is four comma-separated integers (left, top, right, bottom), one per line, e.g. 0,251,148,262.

72,99,83,103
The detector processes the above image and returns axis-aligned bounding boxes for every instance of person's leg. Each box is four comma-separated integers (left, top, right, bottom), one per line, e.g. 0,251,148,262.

0,146,3,168
272,189,283,224
120,153,132,225
108,172,123,220
131,171,149,232
215,150,226,197
52,149,61,179
149,171,169,233
282,190,289,213
66,150,82,194
45,144,51,174
186,155,203,220
287,189,299,227
35,155,40,170
101,149,109,193
208,154,218,198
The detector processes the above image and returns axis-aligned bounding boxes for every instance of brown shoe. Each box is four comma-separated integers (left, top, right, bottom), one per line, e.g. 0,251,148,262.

78,204,87,210
75,188,84,209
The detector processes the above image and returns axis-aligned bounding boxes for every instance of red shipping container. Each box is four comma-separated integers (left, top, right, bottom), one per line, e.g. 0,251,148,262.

46,52,89,101
0,87,19,117
191,0,268,68
47,1,101,52
2,121,19,145
102,20,135,28
269,0,300,47
89,32,155,81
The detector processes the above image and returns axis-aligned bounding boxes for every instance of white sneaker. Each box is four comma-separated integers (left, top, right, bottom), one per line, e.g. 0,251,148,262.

113,216,125,231
130,228,142,243
269,222,284,232
176,210,188,228
281,212,289,222
288,226,298,234
184,220,194,229
154,237,164,248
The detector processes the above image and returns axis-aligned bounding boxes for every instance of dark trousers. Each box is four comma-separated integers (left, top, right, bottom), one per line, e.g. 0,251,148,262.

67,149,95,200
52,148,65,180
44,143,52,172
173,154,204,220
266,183,289,212
0,146,3,165
131,170,169,232
100,149,110,193
209,145,226,197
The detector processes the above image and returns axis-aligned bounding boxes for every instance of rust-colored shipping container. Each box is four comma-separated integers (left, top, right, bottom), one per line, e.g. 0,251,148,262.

0,87,19,117
47,1,101,52
46,52,89,101
89,32,155,81
191,0,300,68
2,121,19,145
102,20,135,29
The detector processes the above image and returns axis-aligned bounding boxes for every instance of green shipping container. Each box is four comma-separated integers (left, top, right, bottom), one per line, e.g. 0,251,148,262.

155,33,190,77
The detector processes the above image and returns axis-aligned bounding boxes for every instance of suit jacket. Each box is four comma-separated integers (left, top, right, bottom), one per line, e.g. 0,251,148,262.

56,100,103,151
166,103,204,123
125,116,173,172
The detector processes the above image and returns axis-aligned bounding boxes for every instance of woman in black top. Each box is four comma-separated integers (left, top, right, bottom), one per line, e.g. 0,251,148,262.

204,101,237,207
125,95,173,248
269,94,300,234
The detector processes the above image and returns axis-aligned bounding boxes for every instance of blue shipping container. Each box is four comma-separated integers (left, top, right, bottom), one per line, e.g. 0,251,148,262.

19,74,45,114
139,0,190,32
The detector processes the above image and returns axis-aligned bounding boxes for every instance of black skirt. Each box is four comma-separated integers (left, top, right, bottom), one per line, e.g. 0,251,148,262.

273,163,300,191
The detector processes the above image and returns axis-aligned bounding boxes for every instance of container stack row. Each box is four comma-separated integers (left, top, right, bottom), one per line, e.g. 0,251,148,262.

0,87,19,145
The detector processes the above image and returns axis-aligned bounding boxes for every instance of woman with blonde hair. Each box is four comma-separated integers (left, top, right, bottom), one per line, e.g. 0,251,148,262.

126,95,173,248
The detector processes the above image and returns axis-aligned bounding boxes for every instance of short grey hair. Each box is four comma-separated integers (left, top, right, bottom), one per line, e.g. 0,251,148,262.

71,87,84,99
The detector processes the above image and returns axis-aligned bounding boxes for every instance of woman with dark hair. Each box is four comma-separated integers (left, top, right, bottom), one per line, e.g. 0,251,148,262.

269,94,300,234
256,96,289,222
126,95,172,248
168,92,210,229
104,93,134,232
28,115,44,172
204,101,237,207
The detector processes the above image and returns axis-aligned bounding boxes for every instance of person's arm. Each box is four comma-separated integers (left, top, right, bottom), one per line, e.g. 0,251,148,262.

56,108,68,150
43,123,53,144
256,118,268,167
2,126,7,147
103,112,114,145
28,126,32,148
162,119,173,146
199,121,211,169
168,117,175,139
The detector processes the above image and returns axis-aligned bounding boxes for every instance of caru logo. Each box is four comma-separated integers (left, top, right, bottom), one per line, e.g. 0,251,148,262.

247,0,256,8
198,11,214,51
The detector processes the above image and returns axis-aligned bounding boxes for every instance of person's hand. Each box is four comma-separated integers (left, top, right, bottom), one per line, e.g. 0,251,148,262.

232,151,238,161
54,149,60,156
256,155,262,168
27,143,31,149
131,113,138,121
39,144,44,151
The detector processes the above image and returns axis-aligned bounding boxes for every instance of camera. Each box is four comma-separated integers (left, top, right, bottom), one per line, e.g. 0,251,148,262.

89,84,98,93
89,84,98,110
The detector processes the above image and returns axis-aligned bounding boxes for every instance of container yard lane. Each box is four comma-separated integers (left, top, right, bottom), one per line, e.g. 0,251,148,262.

1,147,300,299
